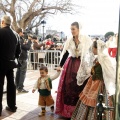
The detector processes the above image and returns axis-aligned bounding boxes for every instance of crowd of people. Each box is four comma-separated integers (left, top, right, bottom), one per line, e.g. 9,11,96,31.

27,35,64,70
0,15,117,120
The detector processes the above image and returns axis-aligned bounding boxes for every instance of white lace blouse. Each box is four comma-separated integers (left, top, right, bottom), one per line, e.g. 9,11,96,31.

67,39,82,58
60,35,94,86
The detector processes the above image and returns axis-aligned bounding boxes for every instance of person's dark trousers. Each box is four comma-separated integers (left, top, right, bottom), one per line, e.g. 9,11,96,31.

0,69,16,112
15,60,27,90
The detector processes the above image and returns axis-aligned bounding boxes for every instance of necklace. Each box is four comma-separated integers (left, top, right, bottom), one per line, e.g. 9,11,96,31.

74,39,80,58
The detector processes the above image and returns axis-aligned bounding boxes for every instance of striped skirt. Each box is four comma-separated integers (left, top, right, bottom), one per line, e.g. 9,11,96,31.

71,77,114,120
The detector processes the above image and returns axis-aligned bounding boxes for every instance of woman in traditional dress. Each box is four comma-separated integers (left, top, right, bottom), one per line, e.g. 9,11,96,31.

71,40,116,120
55,22,94,119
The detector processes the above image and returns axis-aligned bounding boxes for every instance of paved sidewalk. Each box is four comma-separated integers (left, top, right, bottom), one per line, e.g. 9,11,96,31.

0,70,67,120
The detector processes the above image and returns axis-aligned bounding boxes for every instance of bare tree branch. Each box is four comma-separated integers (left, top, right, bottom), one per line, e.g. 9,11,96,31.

4,0,10,4
30,16,44,28
28,0,41,12
0,0,81,30
0,3,10,13
21,0,30,10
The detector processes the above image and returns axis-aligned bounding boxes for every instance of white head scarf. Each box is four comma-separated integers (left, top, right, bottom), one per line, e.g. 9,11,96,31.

60,22,82,59
97,40,116,96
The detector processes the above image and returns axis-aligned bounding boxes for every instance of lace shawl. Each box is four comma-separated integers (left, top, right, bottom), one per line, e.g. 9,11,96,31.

60,35,95,86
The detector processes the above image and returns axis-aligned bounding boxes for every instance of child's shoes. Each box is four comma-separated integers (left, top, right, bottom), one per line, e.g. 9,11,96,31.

38,110,46,117
51,106,54,115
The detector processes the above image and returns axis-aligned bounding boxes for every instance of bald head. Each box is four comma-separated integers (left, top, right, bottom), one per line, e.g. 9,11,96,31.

1,15,11,28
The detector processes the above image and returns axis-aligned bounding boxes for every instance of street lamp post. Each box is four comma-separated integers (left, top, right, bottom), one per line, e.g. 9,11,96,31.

61,31,63,41
41,20,46,40
35,27,38,35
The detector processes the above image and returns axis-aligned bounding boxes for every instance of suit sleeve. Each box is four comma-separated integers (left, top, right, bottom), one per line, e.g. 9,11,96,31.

60,50,69,67
15,40,21,59
15,34,21,59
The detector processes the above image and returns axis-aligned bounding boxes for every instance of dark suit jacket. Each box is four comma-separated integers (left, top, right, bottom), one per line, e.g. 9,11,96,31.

0,26,21,70
19,37,32,60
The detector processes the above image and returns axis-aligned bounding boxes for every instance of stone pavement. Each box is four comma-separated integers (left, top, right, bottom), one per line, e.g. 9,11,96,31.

0,69,67,120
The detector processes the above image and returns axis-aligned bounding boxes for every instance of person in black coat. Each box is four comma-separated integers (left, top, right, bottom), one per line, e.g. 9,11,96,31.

15,28,32,93
0,15,21,115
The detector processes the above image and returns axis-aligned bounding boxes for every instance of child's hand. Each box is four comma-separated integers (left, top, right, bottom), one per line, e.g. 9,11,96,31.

54,67,62,72
32,89,35,93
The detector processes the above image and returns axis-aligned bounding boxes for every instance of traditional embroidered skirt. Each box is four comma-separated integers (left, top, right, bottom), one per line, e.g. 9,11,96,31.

71,77,114,120
55,57,88,118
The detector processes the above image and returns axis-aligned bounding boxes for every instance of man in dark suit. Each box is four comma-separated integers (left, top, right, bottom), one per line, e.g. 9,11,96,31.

0,15,21,116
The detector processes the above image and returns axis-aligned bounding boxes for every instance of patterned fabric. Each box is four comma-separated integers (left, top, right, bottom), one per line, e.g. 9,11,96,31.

60,35,94,87
72,101,97,120
55,57,88,118
37,76,52,91
97,40,116,96
71,62,114,120
79,77,102,107
71,95,114,120
78,63,103,107
71,77,114,120
91,62,103,81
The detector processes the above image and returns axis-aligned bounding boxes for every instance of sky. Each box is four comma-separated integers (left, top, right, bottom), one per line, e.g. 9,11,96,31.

42,0,119,36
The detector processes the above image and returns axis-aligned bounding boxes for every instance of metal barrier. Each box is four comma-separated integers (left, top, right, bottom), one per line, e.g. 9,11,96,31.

27,50,61,70
97,94,114,120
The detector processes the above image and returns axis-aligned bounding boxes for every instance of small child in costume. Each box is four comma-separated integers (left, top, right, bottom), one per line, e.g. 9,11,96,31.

32,65,60,117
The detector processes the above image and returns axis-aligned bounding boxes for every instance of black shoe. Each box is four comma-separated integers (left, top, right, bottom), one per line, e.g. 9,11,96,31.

18,89,29,93
6,106,17,112
66,118,71,120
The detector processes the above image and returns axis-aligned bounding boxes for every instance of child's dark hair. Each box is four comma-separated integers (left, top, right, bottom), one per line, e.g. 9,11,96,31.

93,41,97,48
39,65,48,72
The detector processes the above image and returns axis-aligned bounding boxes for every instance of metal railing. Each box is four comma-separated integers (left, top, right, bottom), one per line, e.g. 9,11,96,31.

27,50,61,70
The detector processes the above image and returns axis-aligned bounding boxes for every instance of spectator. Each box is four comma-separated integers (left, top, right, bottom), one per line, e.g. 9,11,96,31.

33,36,45,50
15,28,32,93
106,35,117,58
56,44,63,51
45,45,55,65
32,36,45,69
46,38,53,46
28,34,34,68
0,15,21,115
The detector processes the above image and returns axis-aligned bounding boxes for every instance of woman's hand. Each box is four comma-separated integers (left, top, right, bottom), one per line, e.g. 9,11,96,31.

55,66,62,72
